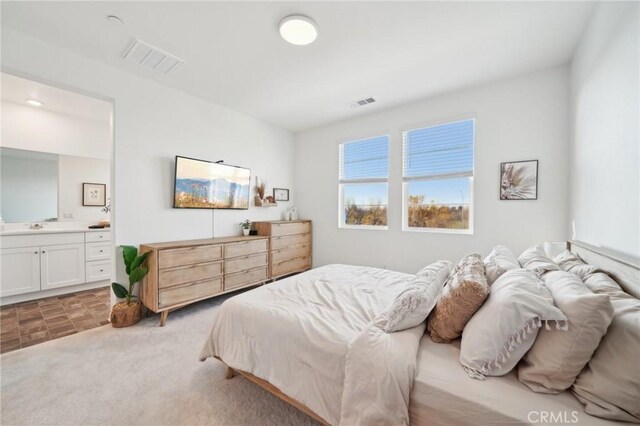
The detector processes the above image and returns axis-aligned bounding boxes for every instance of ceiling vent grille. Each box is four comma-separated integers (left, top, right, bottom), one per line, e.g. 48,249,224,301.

349,97,376,109
122,39,184,74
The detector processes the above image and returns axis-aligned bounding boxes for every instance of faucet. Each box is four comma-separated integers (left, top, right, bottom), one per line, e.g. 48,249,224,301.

30,223,44,230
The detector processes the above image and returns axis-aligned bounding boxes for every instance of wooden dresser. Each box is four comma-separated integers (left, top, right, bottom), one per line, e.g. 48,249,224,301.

253,220,312,279
140,236,269,326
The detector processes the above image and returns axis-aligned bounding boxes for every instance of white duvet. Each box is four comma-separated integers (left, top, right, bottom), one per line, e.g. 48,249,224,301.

199,264,425,425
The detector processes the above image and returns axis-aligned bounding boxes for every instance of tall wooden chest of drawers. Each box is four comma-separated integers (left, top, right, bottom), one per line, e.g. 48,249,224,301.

253,220,312,279
140,236,269,326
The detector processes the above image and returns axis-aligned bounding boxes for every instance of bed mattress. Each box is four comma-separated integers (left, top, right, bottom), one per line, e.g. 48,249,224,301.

410,337,617,425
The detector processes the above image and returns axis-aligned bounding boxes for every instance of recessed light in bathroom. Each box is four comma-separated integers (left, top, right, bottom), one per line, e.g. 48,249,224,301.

26,99,43,107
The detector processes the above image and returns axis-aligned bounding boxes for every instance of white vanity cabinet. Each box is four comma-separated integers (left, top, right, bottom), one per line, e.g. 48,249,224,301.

0,230,112,300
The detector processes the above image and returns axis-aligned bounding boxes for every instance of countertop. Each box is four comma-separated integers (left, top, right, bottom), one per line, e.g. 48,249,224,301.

0,228,111,237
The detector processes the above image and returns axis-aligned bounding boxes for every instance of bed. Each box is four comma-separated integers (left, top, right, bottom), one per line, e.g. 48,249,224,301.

199,241,639,425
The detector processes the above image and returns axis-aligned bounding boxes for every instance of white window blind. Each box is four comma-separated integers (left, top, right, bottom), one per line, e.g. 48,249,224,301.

339,135,389,182
403,119,474,180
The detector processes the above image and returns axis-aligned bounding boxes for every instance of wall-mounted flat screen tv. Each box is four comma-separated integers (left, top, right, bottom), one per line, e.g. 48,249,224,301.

173,156,251,210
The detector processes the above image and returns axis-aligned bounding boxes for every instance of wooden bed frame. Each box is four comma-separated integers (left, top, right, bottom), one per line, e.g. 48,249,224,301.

216,241,639,425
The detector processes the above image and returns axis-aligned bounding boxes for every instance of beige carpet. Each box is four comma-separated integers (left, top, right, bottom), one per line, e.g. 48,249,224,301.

0,292,318,426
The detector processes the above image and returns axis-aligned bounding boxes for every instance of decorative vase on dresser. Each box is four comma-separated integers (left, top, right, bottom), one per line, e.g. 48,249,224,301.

253,220,312,279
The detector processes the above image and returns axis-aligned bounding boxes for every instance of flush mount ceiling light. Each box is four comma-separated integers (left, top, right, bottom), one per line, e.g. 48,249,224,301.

279,15,318,45
26,99,43,107
107,15,124,25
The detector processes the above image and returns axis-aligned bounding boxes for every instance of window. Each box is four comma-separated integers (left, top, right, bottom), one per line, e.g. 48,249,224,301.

339,135,389,228
402,119,474,232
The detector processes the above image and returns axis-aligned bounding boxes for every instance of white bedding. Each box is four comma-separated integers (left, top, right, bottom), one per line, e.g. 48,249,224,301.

199,264,423,425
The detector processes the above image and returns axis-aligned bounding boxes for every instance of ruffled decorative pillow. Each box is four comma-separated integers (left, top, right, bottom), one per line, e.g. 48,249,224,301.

483,245,519,284
375,260,452,333
427,254,488,343
518,271,614,394
460,269,567,379
518,245,560,276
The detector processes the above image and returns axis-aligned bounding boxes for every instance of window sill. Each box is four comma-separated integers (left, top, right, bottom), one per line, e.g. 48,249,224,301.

402,226,473,235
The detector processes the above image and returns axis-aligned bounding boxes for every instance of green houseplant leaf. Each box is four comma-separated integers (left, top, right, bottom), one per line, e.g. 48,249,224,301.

129,252,150,272
122,245,138,275
112,282,129,299
129,266,148,286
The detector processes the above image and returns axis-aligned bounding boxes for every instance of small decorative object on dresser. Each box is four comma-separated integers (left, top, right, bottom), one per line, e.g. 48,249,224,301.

239,219,251,236
83,183,107,206
253,220,312,279
110,245,150,328
500,160,538,200
140,236,270,326
273,188,289,201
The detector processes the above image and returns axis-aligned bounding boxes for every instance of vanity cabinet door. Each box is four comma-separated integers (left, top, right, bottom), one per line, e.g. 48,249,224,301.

40,243,85,290
0,247,41,297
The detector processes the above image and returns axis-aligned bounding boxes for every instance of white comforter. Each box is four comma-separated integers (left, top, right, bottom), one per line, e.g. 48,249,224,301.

199,264,425,425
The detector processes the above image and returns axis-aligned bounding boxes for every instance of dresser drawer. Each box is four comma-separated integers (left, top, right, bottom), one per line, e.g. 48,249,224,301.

225,252,268,274
158,261,222,288
86,231,110,243
225,267,268,291
158,245,222,269
86,260,111,282
271,233,311,250
86,242,110,261
159,278,222,308
272,256,311,277
225,239,268,258
271,222,310,237
272,244,311,263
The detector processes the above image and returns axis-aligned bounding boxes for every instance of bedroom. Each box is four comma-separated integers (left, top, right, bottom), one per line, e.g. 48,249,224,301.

0,1,638,425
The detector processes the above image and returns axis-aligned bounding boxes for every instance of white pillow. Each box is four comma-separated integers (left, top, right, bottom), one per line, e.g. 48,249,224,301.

460,269,567,379
518,244,560,276
518,271,614,394
375,260,452,333
483,245,519,284
553,250,603,280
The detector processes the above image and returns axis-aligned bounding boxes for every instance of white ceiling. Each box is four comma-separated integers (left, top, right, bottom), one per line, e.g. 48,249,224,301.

1,72,112,123
1,1,595,132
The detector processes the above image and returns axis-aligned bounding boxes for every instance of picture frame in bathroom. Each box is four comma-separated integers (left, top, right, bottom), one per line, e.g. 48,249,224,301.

83,183,107,207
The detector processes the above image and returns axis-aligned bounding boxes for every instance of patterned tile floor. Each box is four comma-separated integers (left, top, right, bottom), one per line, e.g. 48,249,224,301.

0,287,111,354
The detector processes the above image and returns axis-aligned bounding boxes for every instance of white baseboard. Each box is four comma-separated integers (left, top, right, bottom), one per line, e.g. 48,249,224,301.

0,280,110,306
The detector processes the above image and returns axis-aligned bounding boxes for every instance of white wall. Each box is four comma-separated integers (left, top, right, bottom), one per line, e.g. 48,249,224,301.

570,2,640,258
58,155,110,223
1,28,295,247
294,66,570,273
1,100,111,160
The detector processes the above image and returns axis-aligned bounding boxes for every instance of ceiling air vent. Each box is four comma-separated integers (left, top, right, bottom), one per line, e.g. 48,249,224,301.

122,39,184,74
349,97,376,109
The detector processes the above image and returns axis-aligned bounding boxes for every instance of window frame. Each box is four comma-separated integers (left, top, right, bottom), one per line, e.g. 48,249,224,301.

401,118,475,234
338,135,390,230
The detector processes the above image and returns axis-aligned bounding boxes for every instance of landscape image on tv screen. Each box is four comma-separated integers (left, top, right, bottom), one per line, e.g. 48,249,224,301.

174,156,251,209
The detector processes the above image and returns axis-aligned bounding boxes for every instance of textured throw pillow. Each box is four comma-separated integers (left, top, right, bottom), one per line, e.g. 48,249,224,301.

518,271,614,394
427,254,488,343
375,260,452,333
483,245,520,285
518,245,560,276
460,269,567,379
553,250,602,279
571,273,640,423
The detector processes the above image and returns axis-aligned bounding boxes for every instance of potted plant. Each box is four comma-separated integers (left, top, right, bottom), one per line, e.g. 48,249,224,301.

110,245,150,328
240,219,251,236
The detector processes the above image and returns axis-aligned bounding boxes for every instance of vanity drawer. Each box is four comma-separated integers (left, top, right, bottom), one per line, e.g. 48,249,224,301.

158,245,222,269
224,267,268,291
272,256,311,278
272,244,311,263
85,231,111,243
224,239,268,258
271,233,311,250
224,252,268,275
158,261,222,288
86,242,110,261
159,278,222,308
86,260,111,282
271,222,311,237
1,232,84,249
